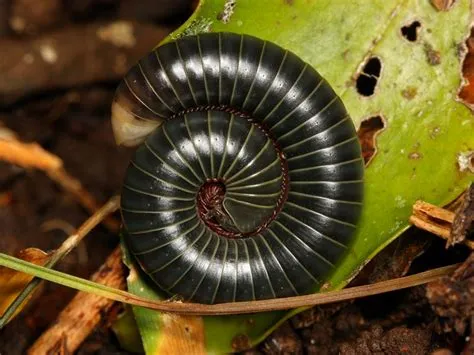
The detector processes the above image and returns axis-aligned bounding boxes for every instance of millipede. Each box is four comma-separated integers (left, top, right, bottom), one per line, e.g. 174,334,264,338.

112,32,364,304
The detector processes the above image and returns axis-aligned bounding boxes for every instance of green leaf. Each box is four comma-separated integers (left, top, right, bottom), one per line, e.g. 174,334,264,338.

111,306,144,353
127,0,474,353
121,239,163,354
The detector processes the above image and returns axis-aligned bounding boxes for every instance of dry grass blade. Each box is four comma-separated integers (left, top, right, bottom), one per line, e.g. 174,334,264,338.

0,253,459,316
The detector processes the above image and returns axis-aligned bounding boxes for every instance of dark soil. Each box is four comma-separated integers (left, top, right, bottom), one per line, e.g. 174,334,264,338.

0,1,473,354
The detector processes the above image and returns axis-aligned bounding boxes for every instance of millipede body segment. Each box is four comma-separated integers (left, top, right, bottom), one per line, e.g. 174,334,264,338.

113,32,364,304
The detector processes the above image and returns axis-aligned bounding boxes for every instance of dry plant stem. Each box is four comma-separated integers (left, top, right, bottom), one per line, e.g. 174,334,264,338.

28,247,126,355
0,196,120,327
0,255,458,316
0,139,62,171
114,264,459,315
48,195,120,265
410,200,474,249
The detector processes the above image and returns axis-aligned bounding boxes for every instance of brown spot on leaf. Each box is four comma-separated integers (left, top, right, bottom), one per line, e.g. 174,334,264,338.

401,86,417,100
284,0,294,5
408,152,423,160
424,43,441,65
320,281,332,291
430,0,456,11
157,314,206,354
430,126,441,139
357,115,385,165
342,49,350,61
232,334,251,351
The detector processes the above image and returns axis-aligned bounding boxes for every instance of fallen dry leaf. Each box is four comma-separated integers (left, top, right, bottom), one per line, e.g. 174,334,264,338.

0,248,50,324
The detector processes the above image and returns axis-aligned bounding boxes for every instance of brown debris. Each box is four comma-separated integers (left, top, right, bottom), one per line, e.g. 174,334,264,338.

410,200,474,249
426,252,474,331
355,229,429,286
382,326,431,354
255,229,441,355
426,252,474,354
424,43,442,65
0,21,170,105
410,200,454,240
339,325,431,355
291,304,345,330
28,246,126,355
463,319,474,355
233,334,252,352
450,184,474,246
262,322,302,355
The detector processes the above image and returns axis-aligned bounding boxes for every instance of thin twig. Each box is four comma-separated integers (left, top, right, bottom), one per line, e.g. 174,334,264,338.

0,254,459,316
0,196,120,327
0,139,62,170
48,195,120,263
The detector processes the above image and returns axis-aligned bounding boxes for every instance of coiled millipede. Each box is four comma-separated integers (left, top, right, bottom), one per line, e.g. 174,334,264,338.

112,32,364,304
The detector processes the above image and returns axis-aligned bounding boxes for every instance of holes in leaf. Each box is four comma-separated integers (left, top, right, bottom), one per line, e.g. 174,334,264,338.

401,21,421,42
357,115,385,166
356,57,382,97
